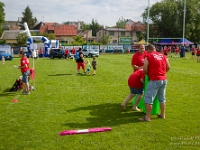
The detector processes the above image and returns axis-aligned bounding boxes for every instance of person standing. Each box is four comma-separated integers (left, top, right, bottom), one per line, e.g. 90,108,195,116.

174,46,180,59
139,44,170,122
65,48,69,60
131,44,147,72
163,46,168,56
196,46,200,62
127,48,130,56
76,48,86,74
16,50,31,94
72,48,76,61
92,57,97,75
191,46,196,59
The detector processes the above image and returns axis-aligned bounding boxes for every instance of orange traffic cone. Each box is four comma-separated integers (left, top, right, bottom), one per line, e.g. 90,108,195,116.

2,56,5,64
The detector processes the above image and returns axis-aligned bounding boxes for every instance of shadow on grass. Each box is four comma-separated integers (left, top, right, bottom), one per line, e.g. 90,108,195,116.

63,103,145,128
0,88,17,97
48,74,73,76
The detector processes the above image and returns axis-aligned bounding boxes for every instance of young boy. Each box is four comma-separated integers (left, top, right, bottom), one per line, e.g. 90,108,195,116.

92,57,97,75
16,49,30,94
121,69,145,111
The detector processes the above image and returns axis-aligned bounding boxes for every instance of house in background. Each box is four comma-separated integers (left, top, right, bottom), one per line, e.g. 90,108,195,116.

40,22,77,43
96,27,137,45
63,21,83,30
1,30,39,45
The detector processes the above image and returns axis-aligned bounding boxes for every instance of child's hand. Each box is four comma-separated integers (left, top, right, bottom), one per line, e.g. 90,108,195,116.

13,65,18,68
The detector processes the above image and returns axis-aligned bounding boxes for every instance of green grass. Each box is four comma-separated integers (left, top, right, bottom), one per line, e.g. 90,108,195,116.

0,53,200,150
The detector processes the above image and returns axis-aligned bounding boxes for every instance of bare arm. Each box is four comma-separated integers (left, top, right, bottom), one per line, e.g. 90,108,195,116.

132,65,143,71
143,57,148,75
80,54,84,60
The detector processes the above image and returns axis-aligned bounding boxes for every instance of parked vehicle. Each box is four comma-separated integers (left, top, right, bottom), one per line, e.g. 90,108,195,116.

49,48,63,59
82,49,99,57
0,51,13,60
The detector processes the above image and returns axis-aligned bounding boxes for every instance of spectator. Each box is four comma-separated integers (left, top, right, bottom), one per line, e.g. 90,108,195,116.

76,48,86,74
15,50,31,95
92,57,97,75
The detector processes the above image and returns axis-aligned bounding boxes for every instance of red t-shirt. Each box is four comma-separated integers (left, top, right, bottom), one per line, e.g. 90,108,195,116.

39,49,43,54
175,48,179,53
168,47,171,52
131,51,147,72
65,49,69,55
197,49,200,55
128,69,145,88
20,57,30,73
72,48,76,54
163,48,168,54
146,52,167,81
192,48,196,54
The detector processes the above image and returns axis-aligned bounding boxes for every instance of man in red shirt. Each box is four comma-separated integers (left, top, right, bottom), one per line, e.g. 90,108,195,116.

72,48,76,61
16,50,30,94
174,46,180,59
168,46,172,57
163,46,168,56
196,46,200,62
65,48,69,60
121,69,145,111
131,44,147,72
139,44,170,122
191,46,196,59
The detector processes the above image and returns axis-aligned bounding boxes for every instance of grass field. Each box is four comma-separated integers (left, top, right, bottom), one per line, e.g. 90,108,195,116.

0,53,200,150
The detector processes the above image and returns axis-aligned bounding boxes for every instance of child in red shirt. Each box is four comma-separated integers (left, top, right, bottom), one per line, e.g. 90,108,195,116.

15,50,30,94
121,69,145,111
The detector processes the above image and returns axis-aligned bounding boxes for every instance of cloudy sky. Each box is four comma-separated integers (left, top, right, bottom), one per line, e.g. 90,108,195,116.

2,0,162,26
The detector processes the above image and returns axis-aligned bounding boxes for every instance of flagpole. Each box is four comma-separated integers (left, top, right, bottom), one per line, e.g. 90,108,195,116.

182,0,186,46
147,0,150,45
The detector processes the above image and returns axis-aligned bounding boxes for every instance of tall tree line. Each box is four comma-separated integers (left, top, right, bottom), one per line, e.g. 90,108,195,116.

142,0,200,43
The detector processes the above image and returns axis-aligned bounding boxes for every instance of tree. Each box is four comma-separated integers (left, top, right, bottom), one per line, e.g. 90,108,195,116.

142,0,200,43
48,33,56,40
89,19,101,36
99,35,111,45
20,6,37,30
16,33,28,46
72,35,85,45
0,2,5,37
0,39,6,44
116,17,126,28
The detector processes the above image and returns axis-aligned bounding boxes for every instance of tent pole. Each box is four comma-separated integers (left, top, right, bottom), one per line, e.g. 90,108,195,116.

183,0,186,46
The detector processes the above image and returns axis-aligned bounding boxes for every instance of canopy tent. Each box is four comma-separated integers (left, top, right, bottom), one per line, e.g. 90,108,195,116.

156,39,173,45
136,39,147,45
175,38,194,45
156,38,194,45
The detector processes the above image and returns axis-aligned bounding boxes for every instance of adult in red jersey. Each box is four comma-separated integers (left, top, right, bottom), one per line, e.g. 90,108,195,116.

196,46,200,62
163,46,168,56
191,46,196,59
174,46,180,59
16,50,30,94
65,48,69,60
168,46,172,57
131,44,147,72
72,48,76,61
139,44,170,122
121,69,145,111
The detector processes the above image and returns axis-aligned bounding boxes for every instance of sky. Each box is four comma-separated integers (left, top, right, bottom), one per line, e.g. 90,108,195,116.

1,0,162,26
